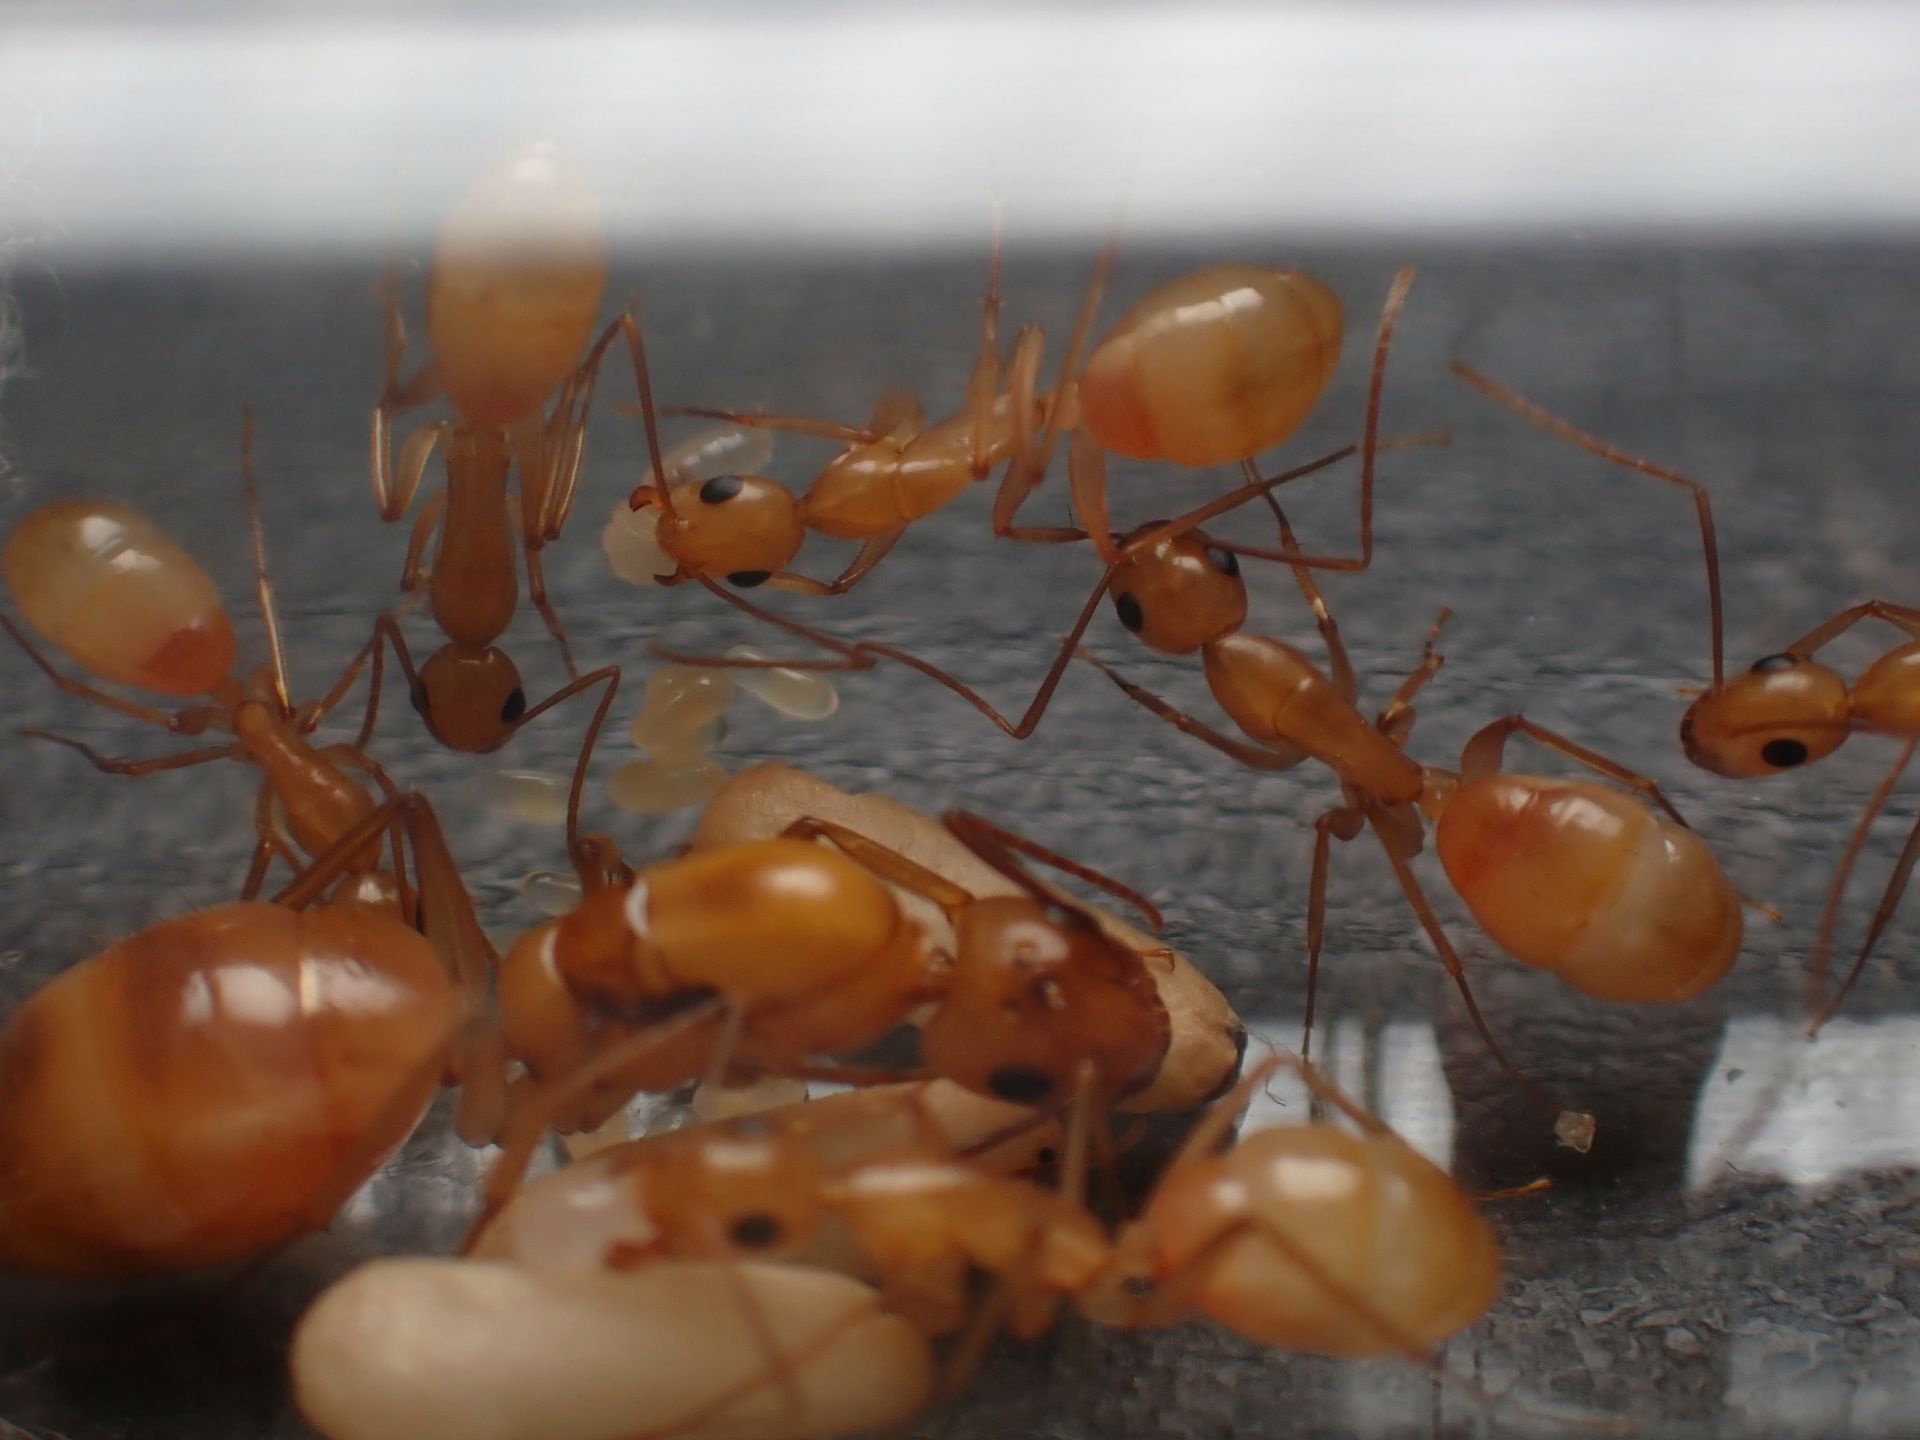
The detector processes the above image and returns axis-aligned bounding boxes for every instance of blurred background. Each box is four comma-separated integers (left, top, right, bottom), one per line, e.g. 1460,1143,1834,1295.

2,5,1919,1439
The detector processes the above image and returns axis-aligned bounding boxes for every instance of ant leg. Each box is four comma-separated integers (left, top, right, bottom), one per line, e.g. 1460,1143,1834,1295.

1267,495,1358,701
1451,359,1726,688
399,490,448,592
1786,599,1920,658
1367,808,1595,1151
519,521,580,679
1460,714,1692,828
295,597,422,735
779,815,978,922
942,810,1164,931
651,405,876,448
866,390,924,438
524,308,628,544
965,203,1008,479
466,997,732,1248
992,239,1114,541
1809,735,1920,1030
762,527,909,597
241,778,301,900
1301,806,1366,1062
501,664,621,853
1376,608,1454,740
661,448,1369,734
238,406,294,714
0,616,224,732
375,418,449,525
1074,649,1309,771
20,731,239,776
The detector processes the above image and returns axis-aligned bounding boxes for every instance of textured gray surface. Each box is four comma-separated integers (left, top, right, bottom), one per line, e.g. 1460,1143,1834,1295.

0,245,1917,1437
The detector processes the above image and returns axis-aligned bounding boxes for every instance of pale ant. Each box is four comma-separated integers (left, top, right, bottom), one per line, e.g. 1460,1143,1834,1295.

371,142,632,756
1453,362,1920,1032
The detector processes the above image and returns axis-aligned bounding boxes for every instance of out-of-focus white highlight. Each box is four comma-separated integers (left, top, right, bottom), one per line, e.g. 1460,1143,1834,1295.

4,4,1920,256
1688,1015,1920,1190
1241,1017,1455,1169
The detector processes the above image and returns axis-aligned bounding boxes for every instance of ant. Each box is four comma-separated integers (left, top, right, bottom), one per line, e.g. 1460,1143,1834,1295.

0,791,504,1276
371,142,631,753
640,261,1420,736
475,808,1175,1232
1452,362,1920,1031
618,233,1391,619
1070,487,1754,1149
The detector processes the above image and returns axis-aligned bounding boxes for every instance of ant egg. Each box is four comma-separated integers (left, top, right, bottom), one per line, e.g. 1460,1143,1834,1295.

724,646,840,721
639,717,725,765
519,869,583,918
607,757,730,814
601,498,677,587
690,1075,810,1123
630,666,736,753
470,770,571,827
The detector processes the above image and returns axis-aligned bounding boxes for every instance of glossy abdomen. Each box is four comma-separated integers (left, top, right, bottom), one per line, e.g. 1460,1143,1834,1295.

1078,266,1342,468
0,902,457,1276
4,501,236,695
1436,775,1741,1003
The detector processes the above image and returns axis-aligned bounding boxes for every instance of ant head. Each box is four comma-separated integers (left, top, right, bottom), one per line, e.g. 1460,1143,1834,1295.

656,474,803,589
643,1122,826,1258
919,895,1170,1108
1680,652,1851,778
1109,528,1246,655
413,644,527,751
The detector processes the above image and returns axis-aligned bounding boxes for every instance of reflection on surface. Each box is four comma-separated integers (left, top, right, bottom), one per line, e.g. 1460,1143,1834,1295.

1241,1017,1455,1170
1688,1015,1920,1190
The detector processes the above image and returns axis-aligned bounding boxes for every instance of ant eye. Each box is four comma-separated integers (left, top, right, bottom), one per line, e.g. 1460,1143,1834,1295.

500,687,527,724
1205,545,1240,577
699,475,745,505
1115,592,1145,633
1761,737,1810,768
1751,652,1800,674
409,680,430,718
988,1065,1056,1104
1035,1146,1058,1167
729,1212,783,1249
728,570,772,588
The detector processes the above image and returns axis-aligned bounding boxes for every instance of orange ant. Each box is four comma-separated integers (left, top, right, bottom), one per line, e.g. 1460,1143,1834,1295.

476,809,1174,1232
1453,362,1920,1032
0,791,505,1276
621,234,1386,616
642,268,1420,717
372,142,630,751
1070,490,1752,1149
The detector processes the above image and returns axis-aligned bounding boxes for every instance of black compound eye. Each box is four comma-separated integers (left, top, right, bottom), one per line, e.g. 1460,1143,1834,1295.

1115,592,1145,633
500,687,527,724
729,1212,783,1249
728,570,772,589
1751,652,1800,675
1205,545,1240,577
699,474,745,505
1035,1146,1058,1168
988,1065,1057,1105
1761,737,1810,768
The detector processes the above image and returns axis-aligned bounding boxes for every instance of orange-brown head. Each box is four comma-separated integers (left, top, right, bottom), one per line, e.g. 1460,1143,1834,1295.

1109,528,1247,655
639,475,804,588
1679,652,1852,777
411,643,527,752
919,895,1170,1108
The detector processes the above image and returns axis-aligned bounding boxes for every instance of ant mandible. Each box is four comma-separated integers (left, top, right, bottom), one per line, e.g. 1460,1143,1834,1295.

1453,362,1919,1031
